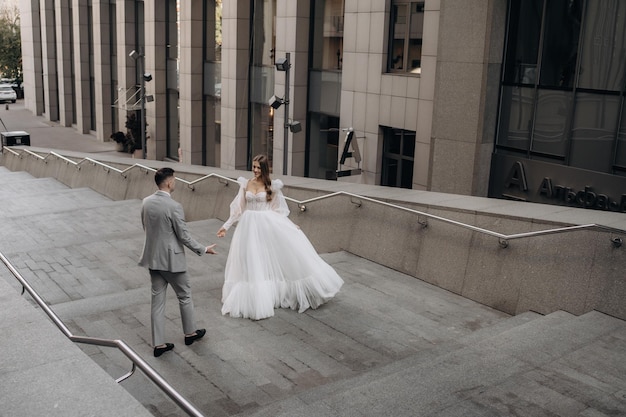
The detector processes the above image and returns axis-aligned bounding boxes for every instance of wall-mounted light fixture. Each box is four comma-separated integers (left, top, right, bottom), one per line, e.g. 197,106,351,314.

288,120,302,133
275,57,290,72
268,94,301,133
269,95,284,109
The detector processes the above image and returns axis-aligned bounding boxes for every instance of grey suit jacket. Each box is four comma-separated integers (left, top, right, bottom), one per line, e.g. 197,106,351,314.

138,190,206,272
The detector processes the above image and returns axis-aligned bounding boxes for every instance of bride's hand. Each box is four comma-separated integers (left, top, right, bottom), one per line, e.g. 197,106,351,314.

217,228,226,238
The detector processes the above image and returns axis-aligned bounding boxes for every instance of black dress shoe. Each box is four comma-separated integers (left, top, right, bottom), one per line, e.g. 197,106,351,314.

153,343,175,357
185,329,206,345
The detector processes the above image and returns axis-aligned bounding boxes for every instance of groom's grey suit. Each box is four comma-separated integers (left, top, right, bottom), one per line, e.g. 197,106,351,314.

139,190,207,347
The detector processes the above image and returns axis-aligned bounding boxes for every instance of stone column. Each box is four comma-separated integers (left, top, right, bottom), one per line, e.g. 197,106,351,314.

220,0,250,170
430,0,506,196
19,0,45,115
40,0,59,121
92,0,112,141
72,0,92,133
143,0,168,160
55,0,73,126
179,0,204,165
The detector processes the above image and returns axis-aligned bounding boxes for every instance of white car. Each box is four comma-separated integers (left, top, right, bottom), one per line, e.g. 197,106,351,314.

0,85,17,103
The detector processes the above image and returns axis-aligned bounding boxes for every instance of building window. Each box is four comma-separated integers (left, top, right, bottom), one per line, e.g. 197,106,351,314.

249,0,276,169
311,0,344,71
203,0,222,167
496,0,626,176
388,1,424,75
307,114,340,180
307,0,344,180
381,127,415,188
165,0,179,160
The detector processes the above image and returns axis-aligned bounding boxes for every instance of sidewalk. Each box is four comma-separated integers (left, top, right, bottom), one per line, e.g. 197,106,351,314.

0,99,129,156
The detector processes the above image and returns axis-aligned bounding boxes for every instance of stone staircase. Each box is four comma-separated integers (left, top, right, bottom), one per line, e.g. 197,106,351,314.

248,309,626,417
0,167,625,417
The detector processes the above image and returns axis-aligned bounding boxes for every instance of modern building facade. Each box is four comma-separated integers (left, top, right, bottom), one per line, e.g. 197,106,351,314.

19,0,626,212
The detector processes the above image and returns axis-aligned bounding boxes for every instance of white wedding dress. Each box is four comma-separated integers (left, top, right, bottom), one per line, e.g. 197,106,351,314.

220,177,344,320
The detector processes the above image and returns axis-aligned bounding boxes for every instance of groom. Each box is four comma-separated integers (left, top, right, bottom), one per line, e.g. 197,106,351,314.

139,167,217,357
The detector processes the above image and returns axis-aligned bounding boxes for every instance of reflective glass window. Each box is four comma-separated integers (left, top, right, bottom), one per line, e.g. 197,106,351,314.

311,0,344,71
503,0,544,85
532,89,573,157
250,0,276,167
578,0,626,91
382,128,415,188
497,86,535,151
569,92,619,171
388,1,424,75
539,0,582,88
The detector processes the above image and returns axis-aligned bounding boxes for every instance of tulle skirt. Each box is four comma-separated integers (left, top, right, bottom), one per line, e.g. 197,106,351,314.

221,210,344,320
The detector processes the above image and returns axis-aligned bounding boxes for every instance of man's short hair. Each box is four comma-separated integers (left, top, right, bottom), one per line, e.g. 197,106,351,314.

155,167,175,186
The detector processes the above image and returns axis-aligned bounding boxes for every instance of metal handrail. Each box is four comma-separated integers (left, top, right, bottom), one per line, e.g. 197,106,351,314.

5,149,625,246
284,191,624,248
0,251,206,417
19,148,46,160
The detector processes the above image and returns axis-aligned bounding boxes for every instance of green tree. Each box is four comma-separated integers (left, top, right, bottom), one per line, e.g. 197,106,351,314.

0,5,21,82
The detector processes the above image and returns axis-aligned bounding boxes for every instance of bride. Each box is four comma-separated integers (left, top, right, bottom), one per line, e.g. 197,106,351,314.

217,154,344,320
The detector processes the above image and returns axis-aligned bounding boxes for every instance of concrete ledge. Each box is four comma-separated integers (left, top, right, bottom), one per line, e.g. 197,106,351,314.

0,275,152,417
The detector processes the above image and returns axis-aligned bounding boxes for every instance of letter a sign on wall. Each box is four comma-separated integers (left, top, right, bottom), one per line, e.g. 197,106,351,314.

337,130,362,177
504,161,528,191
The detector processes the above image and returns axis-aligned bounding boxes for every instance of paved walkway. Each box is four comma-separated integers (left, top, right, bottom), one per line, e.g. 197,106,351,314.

1,101,625,417
0,100,129,155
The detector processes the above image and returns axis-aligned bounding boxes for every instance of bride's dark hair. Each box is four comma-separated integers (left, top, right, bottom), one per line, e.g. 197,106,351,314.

253,154,273,201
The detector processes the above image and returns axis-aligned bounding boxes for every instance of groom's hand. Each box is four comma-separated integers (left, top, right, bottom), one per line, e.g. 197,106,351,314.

205,244,217,254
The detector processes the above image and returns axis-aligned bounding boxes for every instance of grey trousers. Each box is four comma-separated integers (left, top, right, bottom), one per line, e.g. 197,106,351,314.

150,269,197,347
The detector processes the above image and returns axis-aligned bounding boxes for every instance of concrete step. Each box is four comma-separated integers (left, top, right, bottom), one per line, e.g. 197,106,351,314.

247,310,626,417
240,310,548,417
0,186,119,218
0,167,40,182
